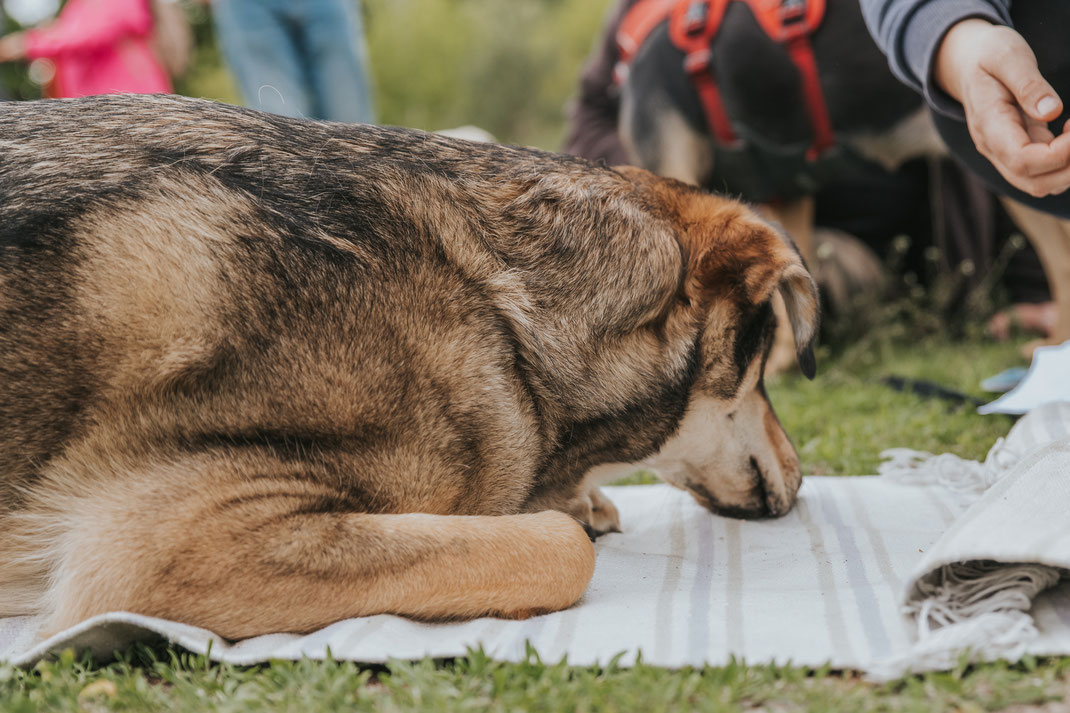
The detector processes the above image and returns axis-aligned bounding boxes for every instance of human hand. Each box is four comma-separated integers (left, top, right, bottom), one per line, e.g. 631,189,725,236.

935,19,1070,197
0,32,27,63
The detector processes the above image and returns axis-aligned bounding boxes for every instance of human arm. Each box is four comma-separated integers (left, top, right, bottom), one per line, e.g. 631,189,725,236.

859,0,1010,117
862,0,1070,197
0,31,26,62
561,0,637,165
933,18,1070,197
22,0,154,58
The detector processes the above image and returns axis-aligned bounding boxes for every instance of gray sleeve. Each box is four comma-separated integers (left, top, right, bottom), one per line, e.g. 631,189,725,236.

860,0,1012,117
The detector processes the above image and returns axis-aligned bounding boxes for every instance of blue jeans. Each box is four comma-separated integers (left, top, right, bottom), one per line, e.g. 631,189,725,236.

212,0,376,123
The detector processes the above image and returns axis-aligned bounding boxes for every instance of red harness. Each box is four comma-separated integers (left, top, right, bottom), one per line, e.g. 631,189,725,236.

616,0,834,161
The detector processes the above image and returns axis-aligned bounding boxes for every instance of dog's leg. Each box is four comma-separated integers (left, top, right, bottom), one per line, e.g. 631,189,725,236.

759,198,816,375
760,198,816,270
999,197,1070,355
619,86,714,187
30,457,595,640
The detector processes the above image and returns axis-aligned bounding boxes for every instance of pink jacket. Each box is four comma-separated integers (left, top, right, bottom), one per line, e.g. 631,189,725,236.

24,0,172,98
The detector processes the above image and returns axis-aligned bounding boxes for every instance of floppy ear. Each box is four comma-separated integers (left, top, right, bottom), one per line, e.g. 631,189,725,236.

776,262,820,379
687,211,821,379
617,169,820,377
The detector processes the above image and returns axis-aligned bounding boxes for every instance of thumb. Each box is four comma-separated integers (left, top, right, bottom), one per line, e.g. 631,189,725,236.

984,33,1062,122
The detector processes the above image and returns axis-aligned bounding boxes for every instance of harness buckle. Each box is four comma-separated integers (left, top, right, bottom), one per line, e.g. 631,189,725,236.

777,0,809,41
683,48,712,75
683,0,708,36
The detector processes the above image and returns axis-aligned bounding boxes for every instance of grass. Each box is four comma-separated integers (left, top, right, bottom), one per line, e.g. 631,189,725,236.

768,330,1024,477
3,325,1067,712
4,644,1069,712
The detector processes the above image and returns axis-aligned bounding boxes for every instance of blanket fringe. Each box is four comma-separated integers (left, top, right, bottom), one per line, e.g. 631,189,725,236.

874,405,1070,679
877,437,1016,496
868,563,1062,681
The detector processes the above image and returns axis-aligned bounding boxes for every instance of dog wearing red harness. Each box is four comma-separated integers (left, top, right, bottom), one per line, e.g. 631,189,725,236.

619,0,836,160
616,0,938,206
615,0,947,370
615,0,1070,367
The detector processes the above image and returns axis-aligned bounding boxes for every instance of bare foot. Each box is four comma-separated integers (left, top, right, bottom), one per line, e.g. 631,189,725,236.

987,302,1057,341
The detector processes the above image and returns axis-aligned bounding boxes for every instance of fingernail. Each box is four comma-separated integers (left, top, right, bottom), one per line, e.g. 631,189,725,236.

1037,96,1059,115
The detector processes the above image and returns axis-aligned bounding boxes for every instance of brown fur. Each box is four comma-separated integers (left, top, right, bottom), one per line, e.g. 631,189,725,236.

0,95,818,639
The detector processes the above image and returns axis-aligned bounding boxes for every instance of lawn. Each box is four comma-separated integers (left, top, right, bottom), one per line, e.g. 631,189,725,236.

4,328,1067,712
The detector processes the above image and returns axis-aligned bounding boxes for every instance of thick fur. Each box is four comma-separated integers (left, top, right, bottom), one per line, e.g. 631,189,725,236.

0,94,818,639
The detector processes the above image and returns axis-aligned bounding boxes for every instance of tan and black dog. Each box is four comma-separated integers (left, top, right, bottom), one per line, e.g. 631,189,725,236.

0,94,818,640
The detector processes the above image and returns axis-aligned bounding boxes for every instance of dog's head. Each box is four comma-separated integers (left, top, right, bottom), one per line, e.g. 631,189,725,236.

621,168,819,518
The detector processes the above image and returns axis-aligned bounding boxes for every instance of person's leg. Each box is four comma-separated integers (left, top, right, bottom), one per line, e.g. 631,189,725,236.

998,198,1070,352
211,0,314,119
297,0,376,123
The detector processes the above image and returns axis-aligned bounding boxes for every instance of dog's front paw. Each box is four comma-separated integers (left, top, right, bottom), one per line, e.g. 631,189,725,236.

564,487,621,540
587,487,621,536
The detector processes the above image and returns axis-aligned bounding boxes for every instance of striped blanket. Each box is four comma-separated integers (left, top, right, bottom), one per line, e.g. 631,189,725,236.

3,406,1069,673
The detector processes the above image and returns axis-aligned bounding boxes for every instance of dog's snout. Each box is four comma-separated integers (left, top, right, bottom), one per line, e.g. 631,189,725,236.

652,395,803,520
684,461,773,520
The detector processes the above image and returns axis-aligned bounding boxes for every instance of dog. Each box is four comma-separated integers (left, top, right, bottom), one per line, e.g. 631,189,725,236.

617,0,1070,366
0,94,819,640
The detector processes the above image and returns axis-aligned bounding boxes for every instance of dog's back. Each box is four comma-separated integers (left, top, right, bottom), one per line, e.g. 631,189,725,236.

0,93,677,491
1,97,496,506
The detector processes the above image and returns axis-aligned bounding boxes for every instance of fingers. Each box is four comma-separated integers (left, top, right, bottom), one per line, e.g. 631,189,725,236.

987,139,1070,197
938,21,1070,197
963,66,1070,195
980,28,1063,122
969,76,1070,177
982,110,1070,196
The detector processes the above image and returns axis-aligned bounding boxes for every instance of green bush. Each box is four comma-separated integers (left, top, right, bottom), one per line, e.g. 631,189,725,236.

363,0,610,148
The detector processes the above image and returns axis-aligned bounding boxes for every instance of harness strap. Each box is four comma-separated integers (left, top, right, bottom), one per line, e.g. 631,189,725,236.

616,0,681,66
747,0,823,43
753,0,833,160
787,34,835,159
669,0,738,146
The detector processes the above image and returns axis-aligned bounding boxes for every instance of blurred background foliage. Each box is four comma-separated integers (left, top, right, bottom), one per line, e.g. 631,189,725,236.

0,0,613,150
363,0,610,148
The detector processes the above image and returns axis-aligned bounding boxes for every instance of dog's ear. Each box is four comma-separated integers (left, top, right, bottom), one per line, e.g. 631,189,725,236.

775,261,820,379
686,208,820,379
